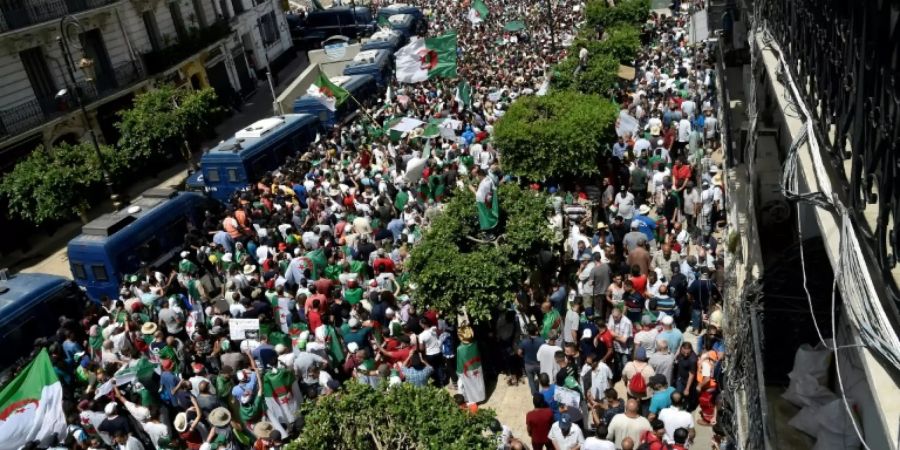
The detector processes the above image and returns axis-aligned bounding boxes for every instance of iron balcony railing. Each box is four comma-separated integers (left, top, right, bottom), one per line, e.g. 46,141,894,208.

0,0,120,33
0,61,143,139
140,20,232,75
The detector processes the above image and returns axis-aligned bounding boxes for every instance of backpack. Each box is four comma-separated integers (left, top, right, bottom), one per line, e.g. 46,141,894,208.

628,365,648,395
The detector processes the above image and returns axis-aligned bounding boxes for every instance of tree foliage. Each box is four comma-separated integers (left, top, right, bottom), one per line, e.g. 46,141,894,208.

116,85,222,163
586,0,651,28
493,91,619,180
288,381,498,450
406,184,553,322
0,142,124,225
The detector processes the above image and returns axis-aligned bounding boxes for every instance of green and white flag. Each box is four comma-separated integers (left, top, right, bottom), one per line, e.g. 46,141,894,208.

468,0,489,24
307,72,350,111
395,32,458,83
455,79,473,109
0,350,66,448
456,342,485,403
306,248,327,279
263,368,300,431
95,357,158,399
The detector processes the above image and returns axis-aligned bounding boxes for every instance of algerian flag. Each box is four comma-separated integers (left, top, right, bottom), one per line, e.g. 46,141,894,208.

306,72,350,111
0,350,66,448
468,0,489,24
95,357,158,399
263,368,301,430
395,32,458,83
305,248,327,279
455,79,473,109
456,342,485,403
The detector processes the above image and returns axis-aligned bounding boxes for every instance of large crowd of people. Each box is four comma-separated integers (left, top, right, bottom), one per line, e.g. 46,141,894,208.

19,0,732,449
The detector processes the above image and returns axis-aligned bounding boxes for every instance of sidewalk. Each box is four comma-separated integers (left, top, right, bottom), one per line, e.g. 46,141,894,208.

6,49,309,278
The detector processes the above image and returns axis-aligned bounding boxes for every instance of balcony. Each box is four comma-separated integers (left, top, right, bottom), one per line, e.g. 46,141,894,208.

0,61,144,139
140,20,232,75
0,0,120,34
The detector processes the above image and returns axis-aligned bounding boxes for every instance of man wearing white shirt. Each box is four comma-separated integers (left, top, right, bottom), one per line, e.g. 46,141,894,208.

537,331,562,382
548,415,585,450
658,392,695,444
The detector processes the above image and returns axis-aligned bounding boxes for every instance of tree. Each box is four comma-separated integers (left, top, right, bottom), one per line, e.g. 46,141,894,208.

406,185,553,322
586,0,651,28
492,91,619,180
288,381,498,450
116,85,223,164
0,142,122,225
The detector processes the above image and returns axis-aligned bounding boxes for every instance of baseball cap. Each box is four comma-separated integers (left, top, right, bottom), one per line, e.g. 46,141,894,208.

559,414,572,432
635,346,648,361
661,315,674,325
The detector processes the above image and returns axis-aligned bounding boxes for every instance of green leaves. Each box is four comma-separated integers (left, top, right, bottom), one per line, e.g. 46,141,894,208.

288,381,497,450
586,0,651,28
493,91,619,180
406,185,553,323
0,142,116,225
116,85,223,163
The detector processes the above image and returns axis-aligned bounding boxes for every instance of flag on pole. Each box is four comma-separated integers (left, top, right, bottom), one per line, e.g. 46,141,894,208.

263,368,301,429
455,79,473,109
0,350,66,448
306,72,350,111
395,32,458,83
456,342,486,403
467,0,489,24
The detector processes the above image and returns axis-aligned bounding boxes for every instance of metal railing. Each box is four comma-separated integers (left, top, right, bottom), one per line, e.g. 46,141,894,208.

0,61,143,139
756,0,900,305
140,20,232,75
0,0,119,33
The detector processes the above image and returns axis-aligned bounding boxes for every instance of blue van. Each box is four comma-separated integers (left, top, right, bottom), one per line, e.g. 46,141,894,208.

293,74,377,129
342,49,393,88
289,7,376,48
361,29,405,52
377,3,425,24
377,4,425,35
67,188,209,301
0,273,85,371
386,14,417,39
188,114,320,201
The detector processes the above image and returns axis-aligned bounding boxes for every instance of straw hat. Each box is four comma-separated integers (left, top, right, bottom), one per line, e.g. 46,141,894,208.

243,264,256,275
638,204,651,215
141,322,158,335
252,421,275,439
174,412,189,432
208,407,232,427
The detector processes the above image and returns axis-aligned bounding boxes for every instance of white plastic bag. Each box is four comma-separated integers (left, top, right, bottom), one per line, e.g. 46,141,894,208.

787,404,821,436
782,374,837,407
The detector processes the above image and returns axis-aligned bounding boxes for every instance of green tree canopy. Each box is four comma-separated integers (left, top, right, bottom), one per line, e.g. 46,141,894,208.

493,91,619,180
406,184,553,322
0,142,126,225
586,0,651,28
116,85,222,163
288,381,498,450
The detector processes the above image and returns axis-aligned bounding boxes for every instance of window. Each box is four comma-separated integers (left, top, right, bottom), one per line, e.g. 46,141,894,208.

227,168,239,182
169,2,189,41
91,265,109,282
206,168,220,182
143,12,163,51
72,263,87,280
259,11,278,46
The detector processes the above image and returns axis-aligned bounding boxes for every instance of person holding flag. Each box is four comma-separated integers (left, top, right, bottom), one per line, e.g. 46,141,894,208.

456,326,486,404
471,166,500,233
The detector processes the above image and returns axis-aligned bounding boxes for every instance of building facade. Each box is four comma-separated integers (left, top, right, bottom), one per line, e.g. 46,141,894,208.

0,0,294,170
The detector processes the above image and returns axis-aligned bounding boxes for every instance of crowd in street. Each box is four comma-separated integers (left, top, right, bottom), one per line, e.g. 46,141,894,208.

16,0,732,448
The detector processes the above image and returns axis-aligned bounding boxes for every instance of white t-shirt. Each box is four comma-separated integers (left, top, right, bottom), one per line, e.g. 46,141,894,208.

548,422,585,450
583,437,616,450
677,119,692,142
142,422,169,449
658,407,694,443
419,327,442,356
537,343,562,380
607,414,652,449
584,363,613,400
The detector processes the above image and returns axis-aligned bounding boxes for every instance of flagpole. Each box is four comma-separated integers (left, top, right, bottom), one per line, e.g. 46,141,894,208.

316,66,377,124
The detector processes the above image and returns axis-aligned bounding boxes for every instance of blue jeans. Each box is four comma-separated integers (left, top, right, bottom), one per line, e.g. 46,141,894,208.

691,308,703,331
524,363,541,395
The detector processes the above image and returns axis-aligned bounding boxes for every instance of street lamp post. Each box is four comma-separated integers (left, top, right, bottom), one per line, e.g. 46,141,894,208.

57,15,122,211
